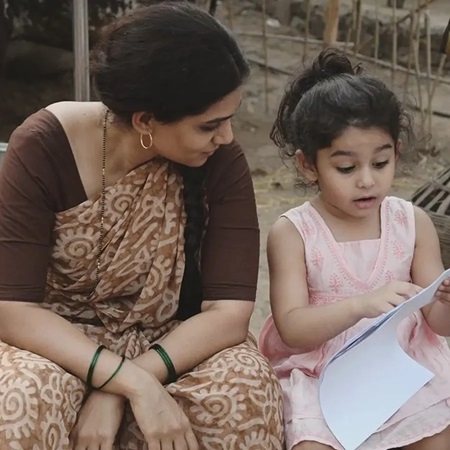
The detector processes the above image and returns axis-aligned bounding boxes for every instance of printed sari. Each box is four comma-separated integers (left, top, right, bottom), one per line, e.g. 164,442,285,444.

0,158,284,449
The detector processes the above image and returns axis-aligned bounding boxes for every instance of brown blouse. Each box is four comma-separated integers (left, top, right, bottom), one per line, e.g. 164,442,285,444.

0,109,259,314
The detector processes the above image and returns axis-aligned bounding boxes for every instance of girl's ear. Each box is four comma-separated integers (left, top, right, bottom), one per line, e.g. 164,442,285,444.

295,149,318,183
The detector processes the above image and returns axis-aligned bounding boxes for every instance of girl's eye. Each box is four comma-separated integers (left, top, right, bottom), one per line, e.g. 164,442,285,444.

337,166,355,174
373,160,389,169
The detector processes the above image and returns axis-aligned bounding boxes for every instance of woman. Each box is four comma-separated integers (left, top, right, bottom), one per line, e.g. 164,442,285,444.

0,3,284,449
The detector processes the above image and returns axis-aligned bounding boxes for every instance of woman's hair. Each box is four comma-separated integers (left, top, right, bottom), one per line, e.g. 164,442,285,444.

91,2,249,316
91,2,249,123
271,48,415,184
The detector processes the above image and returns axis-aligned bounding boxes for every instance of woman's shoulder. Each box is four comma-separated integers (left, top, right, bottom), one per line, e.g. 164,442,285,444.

207,139,246,170
4,105,85,211
204,139,252,196
12,107,63,138
8,105,71,159
44,100,98,127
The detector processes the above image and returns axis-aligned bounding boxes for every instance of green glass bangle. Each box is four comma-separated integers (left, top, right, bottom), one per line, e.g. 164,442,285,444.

87,345,106,388
96,356,126,390
151,343,178,384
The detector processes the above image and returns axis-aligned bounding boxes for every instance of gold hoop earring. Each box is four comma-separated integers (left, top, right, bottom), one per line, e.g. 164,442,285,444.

140,132,153,149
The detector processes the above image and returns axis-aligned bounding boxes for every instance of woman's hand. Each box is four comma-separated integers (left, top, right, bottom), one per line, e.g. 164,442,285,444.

128,372,199,450
70,390,125,450
355,281,422,319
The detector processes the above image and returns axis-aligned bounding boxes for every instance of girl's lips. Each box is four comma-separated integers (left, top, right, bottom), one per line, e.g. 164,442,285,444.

353,196,377,209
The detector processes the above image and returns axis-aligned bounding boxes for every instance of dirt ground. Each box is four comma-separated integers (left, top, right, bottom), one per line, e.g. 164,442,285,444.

0,1,449,337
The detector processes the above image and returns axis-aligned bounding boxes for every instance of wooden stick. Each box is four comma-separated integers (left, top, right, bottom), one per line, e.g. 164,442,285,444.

403,8,416,103
235,31,450,86
391,0,397,85
441,18,450,56
429,53,448,155
413,0,425,141
304,0,311,59
246,56,293,76
354,0,362,55
344,0,356,54
226,0,233,29
237,31,352,47
208,0,218,15
247,54,450,121
261,0,270,113
323,0,341,48
425,10,433,146
431,54,448,100
358,0,436,53
374,0,380,60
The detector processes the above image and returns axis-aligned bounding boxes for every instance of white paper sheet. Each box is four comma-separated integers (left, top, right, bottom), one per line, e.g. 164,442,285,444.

318,268,450,450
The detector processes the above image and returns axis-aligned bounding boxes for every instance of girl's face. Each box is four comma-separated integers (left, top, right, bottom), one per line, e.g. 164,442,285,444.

297,126,397,221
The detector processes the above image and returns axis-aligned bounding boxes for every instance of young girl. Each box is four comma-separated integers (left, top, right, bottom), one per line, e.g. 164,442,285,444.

259,48,450,450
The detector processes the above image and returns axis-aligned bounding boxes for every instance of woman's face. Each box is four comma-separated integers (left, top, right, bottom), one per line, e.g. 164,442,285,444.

150,87,243,167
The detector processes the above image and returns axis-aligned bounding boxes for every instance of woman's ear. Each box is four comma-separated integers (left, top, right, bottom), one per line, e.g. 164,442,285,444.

295,149,318,183
131,111,153,135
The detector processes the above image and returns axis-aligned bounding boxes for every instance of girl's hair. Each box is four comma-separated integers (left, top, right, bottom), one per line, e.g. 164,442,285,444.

271,48,415,181
91,2,249,318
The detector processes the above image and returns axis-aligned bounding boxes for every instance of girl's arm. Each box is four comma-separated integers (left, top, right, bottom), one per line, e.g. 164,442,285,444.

268,217,366,352
411,206,450,336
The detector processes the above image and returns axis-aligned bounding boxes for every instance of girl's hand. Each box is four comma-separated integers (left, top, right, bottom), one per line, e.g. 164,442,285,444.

356,281,422,319
70,390,125,450
435,278,450,305
128,372,199,450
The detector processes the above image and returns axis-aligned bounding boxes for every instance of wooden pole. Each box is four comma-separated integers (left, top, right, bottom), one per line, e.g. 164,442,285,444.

413,0,425,141
354,0,362,54
344,0,356,54
425,9,433,152
391,0,397,85
226,0,233,29
374,0,380,60
73,0,90,101
358,0,436,54
403,8,417,102
275,0,292,26
262,0,270,113
323,0,340,48
303,0,311,59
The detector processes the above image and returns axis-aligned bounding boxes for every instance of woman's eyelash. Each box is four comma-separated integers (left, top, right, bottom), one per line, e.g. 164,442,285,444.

200,123,220,132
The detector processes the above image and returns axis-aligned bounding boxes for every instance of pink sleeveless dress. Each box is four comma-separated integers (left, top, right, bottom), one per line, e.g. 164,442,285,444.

259,197,450,450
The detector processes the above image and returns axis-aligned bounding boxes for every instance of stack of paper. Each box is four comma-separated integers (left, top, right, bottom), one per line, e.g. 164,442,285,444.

319,268,450,450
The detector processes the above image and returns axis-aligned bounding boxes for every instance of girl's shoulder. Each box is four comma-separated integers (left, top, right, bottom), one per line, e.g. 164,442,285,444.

280,201,312,222
384,196,415,224
384,195,413,209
